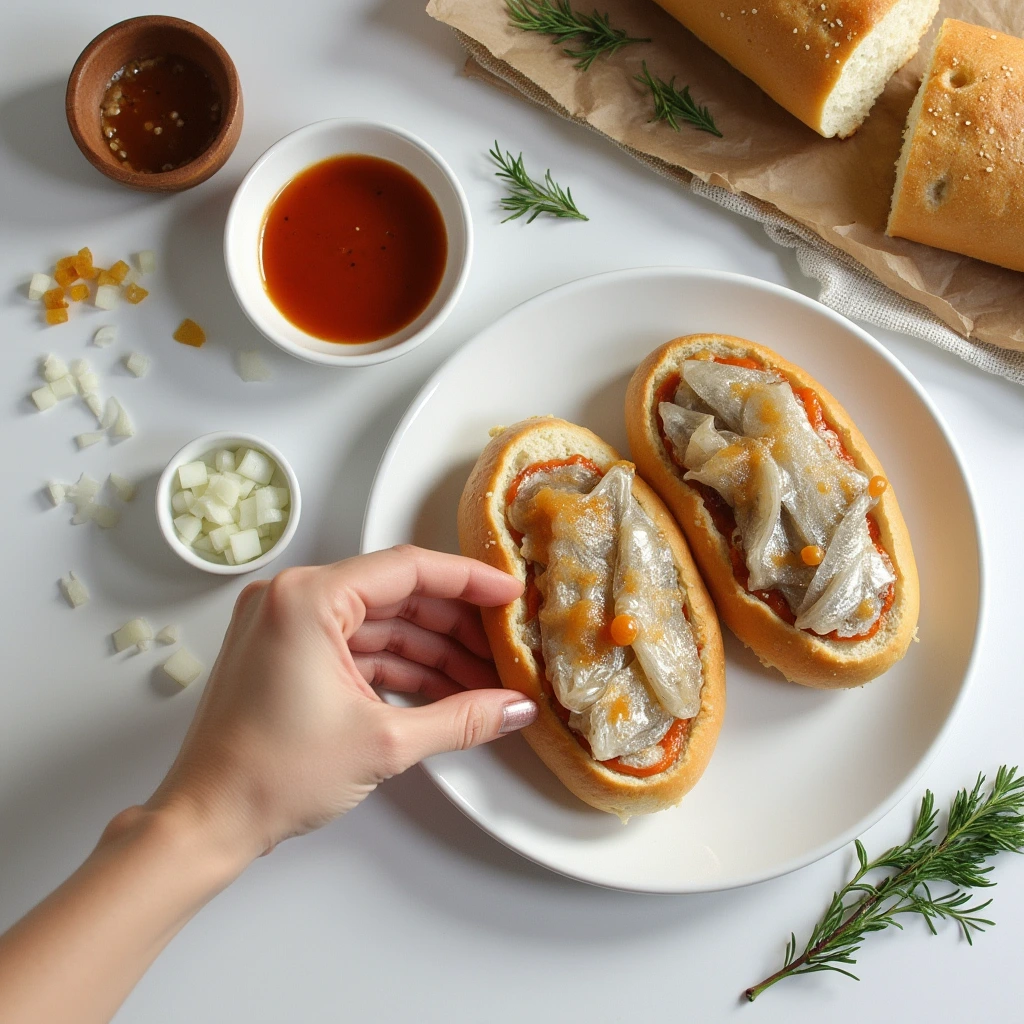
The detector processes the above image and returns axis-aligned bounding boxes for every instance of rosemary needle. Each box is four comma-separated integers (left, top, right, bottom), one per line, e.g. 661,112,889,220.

745,766,1024,1001
489,143,588,224
505,0,649,72
636,61,722,138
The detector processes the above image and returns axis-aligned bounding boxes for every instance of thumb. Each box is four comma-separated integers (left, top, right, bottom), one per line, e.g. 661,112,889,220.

381,690,538,771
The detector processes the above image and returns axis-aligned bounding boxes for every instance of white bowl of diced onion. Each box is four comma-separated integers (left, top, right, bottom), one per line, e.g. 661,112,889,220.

156,431,300,575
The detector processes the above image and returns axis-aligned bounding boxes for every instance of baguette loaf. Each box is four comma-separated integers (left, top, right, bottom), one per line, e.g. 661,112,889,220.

626,335,919,688
887,19,1024,272
653,0,939,138
457,417,726,819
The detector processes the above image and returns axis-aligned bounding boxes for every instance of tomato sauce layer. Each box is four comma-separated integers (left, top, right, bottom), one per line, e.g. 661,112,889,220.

654,357,894,641
506,457,694,779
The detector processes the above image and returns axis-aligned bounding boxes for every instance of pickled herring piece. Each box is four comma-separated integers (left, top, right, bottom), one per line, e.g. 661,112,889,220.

42,287,68,310
609,466,703,719
518,467,630,713
682,358,780,432
124,283,148,304
568,661,673,761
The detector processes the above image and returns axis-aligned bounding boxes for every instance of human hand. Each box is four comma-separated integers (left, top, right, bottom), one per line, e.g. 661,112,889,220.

146,546,535,865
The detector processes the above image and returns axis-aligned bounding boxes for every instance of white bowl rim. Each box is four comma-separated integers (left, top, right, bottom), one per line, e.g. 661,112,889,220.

156,430,302,576
223,117,474,368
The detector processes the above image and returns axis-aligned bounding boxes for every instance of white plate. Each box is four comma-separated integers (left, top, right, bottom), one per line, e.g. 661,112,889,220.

361,268,983,893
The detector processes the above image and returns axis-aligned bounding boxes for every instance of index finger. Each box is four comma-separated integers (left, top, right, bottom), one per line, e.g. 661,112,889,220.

329,545,523,617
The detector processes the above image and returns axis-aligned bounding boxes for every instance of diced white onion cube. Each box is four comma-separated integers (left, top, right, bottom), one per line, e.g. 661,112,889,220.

207,475,240,508
95,284,120,310
223,548,237,565
113,617,154,653
257,506,284,527
236,477,255,500
196,496,234,525
209,523,240,553
110,400,134,438
47,481,66,506
85,393,104,419
76,372,100,395
50,375,78,400
71,502,94,525
70,359,91,377
229,528,262,563
156,625,180,645
162,648,204,687
177,461,208,490
92,504,119,528
59,571,90,608
42,354,69,381
76,430,105,449
69,474,101,502
171,491,191,514
215,449,235,473
137,250,156,274
192,534,214,553
236,449,274,485
93,325,117,347
174,514,203,544
109,473,136,502
238,495,257,531
125,352,149,377
237,351,272,382
29,273,52,300
31,387,57,411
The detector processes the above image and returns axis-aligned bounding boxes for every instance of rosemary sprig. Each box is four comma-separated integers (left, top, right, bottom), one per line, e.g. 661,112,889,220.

745,766,1024,1002
635,61,722,137
489,142,588,224
505,0,649,71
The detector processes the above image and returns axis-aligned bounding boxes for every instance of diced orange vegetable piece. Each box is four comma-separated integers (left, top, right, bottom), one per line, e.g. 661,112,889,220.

74,247,97,279
96,269,115,285
69,283,89,302
173,318,206,348
46,308,69,325
54,256,80,288
107,260,130,284
42,287,68,310
124,283,148,305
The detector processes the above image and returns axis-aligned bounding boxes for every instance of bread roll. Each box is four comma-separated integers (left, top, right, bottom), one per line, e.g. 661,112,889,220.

887,19,1024,272
652,0,939,138
457,417,726,820
626,335,919,689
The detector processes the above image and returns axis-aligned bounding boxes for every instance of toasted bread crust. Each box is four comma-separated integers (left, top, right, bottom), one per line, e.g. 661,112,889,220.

625,335,919,688
457,416,726,819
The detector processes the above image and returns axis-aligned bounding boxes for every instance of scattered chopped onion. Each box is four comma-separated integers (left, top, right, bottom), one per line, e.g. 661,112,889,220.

69,474,101,503
110,400,134,438
113,617,154,653
70,358,91,377
77,372,100,395
237,351,272,382
49,375,78,400
84,393,104,420
59,571,90,608
47,481,66,506
76,431,105,449
162,647,204,687
42,354,68,382
32,387,56,411
93,325,117,348
29,273,52,301
95,284,119,310
125,352,149,377
108,473,136,502
137,250,156,275
156,625,180,645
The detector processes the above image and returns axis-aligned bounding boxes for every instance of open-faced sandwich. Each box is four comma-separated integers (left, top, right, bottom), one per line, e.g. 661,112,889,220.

626,334,919,688
457,416,725,820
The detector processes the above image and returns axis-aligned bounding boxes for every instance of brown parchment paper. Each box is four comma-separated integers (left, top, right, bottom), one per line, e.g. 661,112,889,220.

426,0,1024,352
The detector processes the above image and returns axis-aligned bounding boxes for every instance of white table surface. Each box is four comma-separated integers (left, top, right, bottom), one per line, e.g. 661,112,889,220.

1,2,1020,1020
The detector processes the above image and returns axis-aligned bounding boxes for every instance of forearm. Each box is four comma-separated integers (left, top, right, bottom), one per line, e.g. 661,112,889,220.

0,802,250,1024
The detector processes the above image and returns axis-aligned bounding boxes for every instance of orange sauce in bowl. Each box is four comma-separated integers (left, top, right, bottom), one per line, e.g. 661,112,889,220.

259,154,447,343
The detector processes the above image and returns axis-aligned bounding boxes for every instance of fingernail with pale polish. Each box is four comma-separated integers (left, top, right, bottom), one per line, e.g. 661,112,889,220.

500,699,538,733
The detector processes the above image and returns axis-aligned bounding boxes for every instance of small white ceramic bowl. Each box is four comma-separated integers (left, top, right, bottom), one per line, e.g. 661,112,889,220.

224,118,473,367
156,431,301,576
